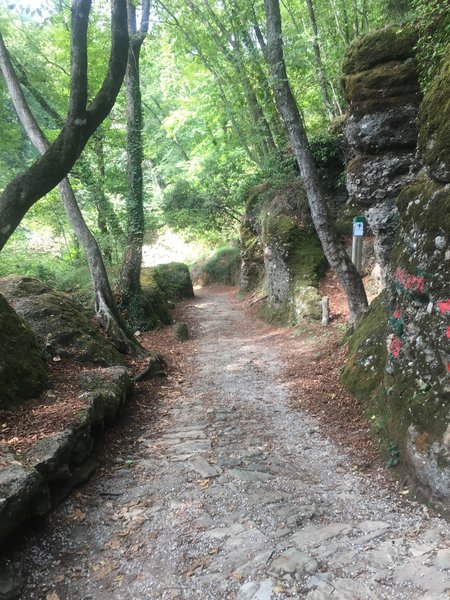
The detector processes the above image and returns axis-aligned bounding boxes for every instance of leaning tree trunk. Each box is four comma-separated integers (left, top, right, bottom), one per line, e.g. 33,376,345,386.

0,0,129,252
264,0,368,323
0,32,146,358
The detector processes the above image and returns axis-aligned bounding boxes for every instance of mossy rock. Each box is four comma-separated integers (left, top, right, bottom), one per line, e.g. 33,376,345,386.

263,214,327,286
0,276,124,366
197,247,242,286
0,293,48,408
341,291,389,401
172,322,189,341
344,60,420,106
140,267,172,327
153,262,194,301
343,25,418,75
240,221,264,293
418,44,450,183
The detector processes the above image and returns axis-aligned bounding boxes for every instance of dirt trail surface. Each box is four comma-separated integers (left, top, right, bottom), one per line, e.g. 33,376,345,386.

12,288,450,599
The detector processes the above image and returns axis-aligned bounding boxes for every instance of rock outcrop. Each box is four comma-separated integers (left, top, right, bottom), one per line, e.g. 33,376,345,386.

343,25,422,278
342,38,450,510
240,181,327,323
140,262,195,328
0,293,48,409
0,276,125,366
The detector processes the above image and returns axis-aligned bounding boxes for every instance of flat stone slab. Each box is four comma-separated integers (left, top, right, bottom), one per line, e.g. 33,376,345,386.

237,579,275,600
291,523,353,549
168,440,212,454
435,548,450,570
269,547,318,576
225,468,272,482
188,456,222,478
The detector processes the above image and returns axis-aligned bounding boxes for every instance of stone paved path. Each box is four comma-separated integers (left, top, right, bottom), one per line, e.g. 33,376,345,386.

19,288,450,599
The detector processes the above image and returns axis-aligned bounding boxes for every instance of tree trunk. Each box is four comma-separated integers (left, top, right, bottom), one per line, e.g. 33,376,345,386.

0,31,146,358
304,0,336,120
116,0,151,319
0,0,129,252
264,0,368,323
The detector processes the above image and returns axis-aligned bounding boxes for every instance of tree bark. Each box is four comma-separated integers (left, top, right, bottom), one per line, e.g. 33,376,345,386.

0,32,146,358
116,0,151,304
0,0,128,252
304,0,336,120
264,0,368,323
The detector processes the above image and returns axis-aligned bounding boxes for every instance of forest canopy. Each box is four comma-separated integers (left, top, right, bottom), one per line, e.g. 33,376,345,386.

0,0,447,298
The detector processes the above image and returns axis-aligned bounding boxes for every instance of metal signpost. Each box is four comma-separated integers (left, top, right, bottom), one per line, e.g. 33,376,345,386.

352,216,366,273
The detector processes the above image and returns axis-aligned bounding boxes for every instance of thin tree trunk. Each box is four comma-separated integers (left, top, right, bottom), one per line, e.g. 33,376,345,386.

0,32,146,357
304,0,335,120
116,0,150,305
264,0,368,323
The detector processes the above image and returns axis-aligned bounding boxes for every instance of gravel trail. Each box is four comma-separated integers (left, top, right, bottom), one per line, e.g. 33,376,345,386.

17,288,450,599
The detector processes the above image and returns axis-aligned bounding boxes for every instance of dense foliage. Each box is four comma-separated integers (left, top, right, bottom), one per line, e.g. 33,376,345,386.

0,0,442,297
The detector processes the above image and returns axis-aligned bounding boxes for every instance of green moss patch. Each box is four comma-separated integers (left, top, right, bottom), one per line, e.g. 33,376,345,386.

344,60,420,104
418,44,450,181
0,293,48,408
153,262,194,301
0,276,124,366
195,247,241,286
343,25,418,75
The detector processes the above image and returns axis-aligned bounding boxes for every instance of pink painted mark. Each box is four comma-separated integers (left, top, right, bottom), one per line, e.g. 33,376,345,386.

446,326,450,340
437,300,450,315
393,306,402,320
390,336,402,359
394,267,427,295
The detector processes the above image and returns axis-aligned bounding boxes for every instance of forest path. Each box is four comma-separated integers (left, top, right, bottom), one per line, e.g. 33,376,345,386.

19,288,450,599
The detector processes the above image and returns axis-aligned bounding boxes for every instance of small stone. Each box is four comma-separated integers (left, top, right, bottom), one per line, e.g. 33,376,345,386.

172,322,189,341
435,236,446,250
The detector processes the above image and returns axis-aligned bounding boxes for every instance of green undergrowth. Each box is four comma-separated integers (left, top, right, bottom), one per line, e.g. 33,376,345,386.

0,250,95,306
192,246,241,287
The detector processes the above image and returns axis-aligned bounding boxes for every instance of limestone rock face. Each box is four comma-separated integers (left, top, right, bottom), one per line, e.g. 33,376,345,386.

342,40,450,509
343,26,421,276
0,292,48,409
0,276,124,366
240,181,326,324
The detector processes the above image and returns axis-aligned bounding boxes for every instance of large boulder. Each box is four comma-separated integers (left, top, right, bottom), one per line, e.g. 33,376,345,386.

0,276,124,366
0,293,48,409
240,180,327,323
153,262,194,300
